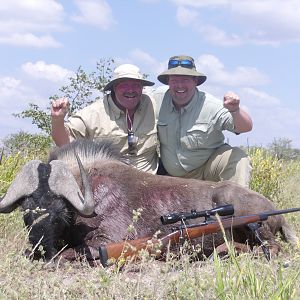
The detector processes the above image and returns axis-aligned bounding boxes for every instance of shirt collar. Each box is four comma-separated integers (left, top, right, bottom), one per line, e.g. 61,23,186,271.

182,90,200,112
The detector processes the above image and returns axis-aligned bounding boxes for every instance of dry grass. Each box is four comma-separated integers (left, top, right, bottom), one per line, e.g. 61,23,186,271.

0,160,300,299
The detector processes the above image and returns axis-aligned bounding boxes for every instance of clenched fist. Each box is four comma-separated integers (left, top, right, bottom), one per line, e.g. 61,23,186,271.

51,98,70,119
223,92,240,113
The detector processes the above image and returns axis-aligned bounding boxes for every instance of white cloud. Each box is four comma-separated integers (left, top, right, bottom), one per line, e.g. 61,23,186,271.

139,0,161,3
196,54,269,87
71,0,117,30
0,75,50,139
0,76,44,110
197,24,242,47
240,88,280,107
242,90,300,146
172,0,300,45
0,0,64,29
0,0,65,48
120,51,269,89
129,49,166,78
175,6,244,46
171,0,228,7
231,1,300,43
115,49,164,80
130,49,157,67
21,61,74,82
0,34,61,48
0,77,22,98
223,86,300,147
176,6,198,27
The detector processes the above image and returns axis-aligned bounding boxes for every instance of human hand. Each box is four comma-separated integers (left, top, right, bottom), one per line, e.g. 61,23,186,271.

51,98,70,118
223,92,240,113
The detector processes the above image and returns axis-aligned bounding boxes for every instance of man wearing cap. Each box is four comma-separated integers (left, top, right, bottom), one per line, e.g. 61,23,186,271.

154,55,253,187
51,64,158,174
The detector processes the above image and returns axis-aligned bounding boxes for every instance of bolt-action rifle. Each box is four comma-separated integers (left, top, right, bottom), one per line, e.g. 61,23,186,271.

99,205,300,267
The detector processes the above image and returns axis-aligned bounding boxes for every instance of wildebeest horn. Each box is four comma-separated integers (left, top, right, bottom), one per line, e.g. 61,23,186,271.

48,154,94,216
0,160,41,213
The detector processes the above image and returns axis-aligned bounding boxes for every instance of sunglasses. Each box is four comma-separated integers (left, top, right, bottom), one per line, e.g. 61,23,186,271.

168,59,195,69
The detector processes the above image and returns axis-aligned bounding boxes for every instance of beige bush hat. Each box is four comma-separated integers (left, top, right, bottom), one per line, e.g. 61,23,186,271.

103,64,155,92
158,55,206,86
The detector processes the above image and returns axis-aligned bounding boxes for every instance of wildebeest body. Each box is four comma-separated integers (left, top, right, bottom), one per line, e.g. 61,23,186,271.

55,146,295,259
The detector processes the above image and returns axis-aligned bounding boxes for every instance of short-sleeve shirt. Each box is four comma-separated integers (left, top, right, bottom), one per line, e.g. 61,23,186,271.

65,94,159,174
155,89,235,176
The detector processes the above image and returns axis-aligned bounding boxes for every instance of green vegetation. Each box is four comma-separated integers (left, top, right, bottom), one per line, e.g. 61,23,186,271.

249,147,287,201
2,131,52,159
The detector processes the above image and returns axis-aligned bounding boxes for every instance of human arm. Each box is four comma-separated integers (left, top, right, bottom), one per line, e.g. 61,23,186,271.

223,92,253,133
51,98,71,146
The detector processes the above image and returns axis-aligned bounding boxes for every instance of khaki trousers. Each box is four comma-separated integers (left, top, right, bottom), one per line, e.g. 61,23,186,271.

182,144,252,188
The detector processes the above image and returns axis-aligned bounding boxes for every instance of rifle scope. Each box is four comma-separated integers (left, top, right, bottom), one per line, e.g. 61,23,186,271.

160,204,234,225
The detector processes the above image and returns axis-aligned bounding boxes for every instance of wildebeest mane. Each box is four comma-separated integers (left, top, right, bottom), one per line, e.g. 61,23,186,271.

48,138,129,170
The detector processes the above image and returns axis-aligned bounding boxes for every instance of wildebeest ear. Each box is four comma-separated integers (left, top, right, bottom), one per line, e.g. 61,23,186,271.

0,160,42,213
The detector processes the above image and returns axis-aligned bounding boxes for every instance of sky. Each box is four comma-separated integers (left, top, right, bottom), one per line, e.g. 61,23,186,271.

1,0,300,148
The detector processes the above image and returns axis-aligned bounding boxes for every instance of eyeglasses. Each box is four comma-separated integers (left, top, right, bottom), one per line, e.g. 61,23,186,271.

168,59,195,69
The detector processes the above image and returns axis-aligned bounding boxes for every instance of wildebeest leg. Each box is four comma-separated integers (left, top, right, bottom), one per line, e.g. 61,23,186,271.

212,240,281,260
58,244,102,267
213,241,252,258
252,242,281,259
217,224,281,260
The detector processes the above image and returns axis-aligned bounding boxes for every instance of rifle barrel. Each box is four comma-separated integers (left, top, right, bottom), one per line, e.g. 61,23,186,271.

264,207,300,217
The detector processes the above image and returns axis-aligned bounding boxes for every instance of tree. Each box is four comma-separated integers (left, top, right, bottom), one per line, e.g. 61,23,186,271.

14,58,115,135
268,137,299,160
1,131,52,158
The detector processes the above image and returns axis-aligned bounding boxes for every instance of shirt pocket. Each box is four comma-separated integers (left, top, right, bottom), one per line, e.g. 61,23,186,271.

157,121,168,145
181,123,210,150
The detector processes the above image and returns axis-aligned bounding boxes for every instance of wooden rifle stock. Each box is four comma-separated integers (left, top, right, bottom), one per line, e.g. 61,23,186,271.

99,207,300,267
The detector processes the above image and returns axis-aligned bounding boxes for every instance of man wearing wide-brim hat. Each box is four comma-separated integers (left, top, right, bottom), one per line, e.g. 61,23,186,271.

153,55,253,187
51,64,159,174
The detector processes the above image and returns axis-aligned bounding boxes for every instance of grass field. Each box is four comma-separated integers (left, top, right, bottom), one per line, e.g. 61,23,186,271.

0,154,299,299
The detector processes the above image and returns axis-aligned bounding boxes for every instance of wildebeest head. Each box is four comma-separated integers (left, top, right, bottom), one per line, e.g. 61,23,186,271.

0,154,94,261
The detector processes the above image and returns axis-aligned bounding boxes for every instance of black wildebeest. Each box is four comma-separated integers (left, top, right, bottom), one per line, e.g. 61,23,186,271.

0,139,298,265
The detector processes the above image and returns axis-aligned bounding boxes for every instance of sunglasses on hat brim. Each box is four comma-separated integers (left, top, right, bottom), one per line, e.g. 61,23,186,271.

168,59,195,69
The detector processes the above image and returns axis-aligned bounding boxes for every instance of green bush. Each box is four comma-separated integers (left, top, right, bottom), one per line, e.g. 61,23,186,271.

0,152,29,236
1,131,52,160
0,152,35,195
248,147,288,201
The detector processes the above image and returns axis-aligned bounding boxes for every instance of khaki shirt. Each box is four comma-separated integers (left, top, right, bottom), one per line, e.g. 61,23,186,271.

155,89,235,176
65,94,159,174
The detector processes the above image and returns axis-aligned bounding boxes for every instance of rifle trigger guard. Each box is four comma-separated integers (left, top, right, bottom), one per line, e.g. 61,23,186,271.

179,226,185,246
